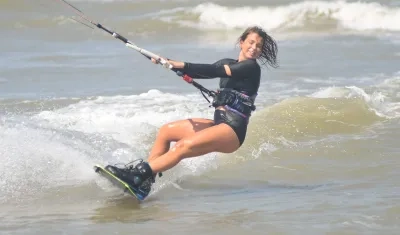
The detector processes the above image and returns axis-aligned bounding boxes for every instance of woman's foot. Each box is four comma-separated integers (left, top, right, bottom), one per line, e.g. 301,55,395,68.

106,161,154,200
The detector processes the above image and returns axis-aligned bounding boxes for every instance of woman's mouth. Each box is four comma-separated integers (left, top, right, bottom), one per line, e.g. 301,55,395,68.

247,50,256,58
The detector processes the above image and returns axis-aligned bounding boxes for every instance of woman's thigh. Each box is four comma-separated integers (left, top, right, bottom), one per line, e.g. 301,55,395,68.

158,118,215,141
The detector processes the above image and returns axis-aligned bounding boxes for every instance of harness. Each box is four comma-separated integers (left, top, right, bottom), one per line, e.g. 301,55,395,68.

178,73,256,116
212,88,256,116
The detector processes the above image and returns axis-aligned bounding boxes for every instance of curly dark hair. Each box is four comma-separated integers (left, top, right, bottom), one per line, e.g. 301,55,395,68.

237,26,279,68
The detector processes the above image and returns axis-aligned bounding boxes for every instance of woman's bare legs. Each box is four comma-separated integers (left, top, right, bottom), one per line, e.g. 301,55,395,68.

147,118,214,162
148,123,240,173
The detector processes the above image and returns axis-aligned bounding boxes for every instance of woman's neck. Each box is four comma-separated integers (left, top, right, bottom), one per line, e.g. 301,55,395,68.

238,52,246,62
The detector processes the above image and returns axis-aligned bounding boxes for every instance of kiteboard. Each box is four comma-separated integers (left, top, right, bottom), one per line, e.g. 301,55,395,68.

94,164,143,201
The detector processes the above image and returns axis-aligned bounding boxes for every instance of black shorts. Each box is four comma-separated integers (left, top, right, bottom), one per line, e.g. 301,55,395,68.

214,107,249,146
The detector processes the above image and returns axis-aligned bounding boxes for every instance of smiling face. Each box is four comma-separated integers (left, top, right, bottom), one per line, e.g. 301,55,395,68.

239,32,264,61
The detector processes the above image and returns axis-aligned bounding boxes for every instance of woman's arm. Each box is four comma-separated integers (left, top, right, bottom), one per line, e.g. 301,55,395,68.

174,59,259,79
181,62,231,79
152,58,231,79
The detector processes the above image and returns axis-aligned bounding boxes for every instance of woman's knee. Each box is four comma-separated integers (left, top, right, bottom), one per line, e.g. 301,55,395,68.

170,139,194,159
157,122,177,140
158,122,170,135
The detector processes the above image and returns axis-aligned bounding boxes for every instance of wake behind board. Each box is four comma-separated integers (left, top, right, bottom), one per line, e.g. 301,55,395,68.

94,164,143,201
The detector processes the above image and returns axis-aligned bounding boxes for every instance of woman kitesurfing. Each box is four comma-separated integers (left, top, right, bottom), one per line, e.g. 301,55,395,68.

57,0,278,201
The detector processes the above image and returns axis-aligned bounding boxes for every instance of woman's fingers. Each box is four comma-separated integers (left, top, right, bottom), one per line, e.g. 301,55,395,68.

151,57,177,69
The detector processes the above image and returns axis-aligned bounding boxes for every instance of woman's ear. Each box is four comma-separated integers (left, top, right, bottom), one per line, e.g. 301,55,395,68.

239,40,244,49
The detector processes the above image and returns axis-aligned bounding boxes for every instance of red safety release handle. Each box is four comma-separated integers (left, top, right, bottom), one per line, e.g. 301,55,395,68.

183,74,193,83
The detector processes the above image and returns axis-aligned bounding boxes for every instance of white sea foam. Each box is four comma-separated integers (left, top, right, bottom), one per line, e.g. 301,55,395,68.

309,79,400,118
0,90,219,200
181,1,400,32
